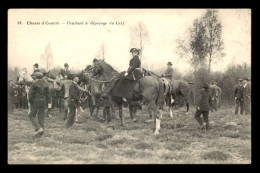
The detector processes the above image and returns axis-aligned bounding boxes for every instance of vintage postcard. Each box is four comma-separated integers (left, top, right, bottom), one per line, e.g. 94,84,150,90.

8,9,251,164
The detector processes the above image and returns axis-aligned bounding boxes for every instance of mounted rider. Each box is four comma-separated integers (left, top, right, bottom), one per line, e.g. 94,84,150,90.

124,48,143,81
32,63,41,74
59,63,71,79
161,62,174,81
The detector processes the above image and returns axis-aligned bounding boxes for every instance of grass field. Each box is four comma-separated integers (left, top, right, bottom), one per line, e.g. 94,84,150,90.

8,106,251,164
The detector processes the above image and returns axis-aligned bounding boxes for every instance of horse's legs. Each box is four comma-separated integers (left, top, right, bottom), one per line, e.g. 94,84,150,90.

111,102,116,120
186,101,189,114
118,102,124,126
147,101,160,135
95,106,99,117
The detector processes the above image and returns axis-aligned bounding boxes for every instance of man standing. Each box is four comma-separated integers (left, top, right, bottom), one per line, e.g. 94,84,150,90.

209,80,218,112
234,79,244,115
66,74,81,128
161,62,174,80
59,63,71,79
28,72,51,137
194,82,212,130
242,77,251,115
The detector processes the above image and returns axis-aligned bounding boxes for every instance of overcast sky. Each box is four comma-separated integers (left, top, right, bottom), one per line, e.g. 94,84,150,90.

8,9,251,75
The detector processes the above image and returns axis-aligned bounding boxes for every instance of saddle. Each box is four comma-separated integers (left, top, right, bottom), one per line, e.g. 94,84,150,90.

124,68,144,81
108,69,144,100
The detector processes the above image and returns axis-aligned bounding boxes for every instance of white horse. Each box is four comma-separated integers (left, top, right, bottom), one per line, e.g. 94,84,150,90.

18,68,34,114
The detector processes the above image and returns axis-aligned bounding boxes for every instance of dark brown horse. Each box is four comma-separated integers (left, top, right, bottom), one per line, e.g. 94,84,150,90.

142,69,190,117
160,78,190,117
92,60,165,135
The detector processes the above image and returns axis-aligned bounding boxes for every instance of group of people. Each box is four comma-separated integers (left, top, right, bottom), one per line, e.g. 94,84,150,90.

8,80,28,112
234,77,251,115
18,62,88,137
8,47,251,137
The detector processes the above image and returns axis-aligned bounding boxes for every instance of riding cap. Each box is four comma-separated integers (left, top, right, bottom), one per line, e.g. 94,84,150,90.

33,63,39,68
32,72,44,79
64,63,69,67
202,82,210,89
130,48,141,54
167,62,173,66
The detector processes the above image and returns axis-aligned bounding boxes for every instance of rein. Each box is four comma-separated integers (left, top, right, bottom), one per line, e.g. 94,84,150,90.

90,73,123,83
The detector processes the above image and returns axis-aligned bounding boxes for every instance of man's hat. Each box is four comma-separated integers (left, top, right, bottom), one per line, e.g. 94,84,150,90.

64,63,69,67
238,78,243,81
202,82,210,89
243,77,249,81
8,80,13,83
32,72,44,79
33,63,39,68
167,62,172,66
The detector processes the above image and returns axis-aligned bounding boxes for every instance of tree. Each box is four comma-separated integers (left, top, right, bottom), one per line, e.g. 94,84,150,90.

176,10,225,74
40,42,53,71
130,21,149,68
201,9,225,73
96,42,106,60
176,23,207,74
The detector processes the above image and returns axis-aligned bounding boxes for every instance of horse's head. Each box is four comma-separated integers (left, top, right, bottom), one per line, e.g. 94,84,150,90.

92,64,102,77
18,68,28,82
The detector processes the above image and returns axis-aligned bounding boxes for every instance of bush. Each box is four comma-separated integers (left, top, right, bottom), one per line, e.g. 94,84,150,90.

202,150,230,161
134,142,153,150
95,134,113,141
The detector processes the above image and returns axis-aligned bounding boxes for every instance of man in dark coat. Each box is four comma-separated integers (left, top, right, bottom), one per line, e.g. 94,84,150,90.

234,78,244,115
242,77,251,115
28,72,51,137
161,62,174,80
66,74,81,128
59,63,71,79
194,82,212,130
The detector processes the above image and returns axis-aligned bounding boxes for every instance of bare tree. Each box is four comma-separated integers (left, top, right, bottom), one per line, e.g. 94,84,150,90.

40,42,53,71
95,42,106,61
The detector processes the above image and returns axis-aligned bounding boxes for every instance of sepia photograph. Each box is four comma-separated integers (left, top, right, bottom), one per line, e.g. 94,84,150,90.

8,8,251,164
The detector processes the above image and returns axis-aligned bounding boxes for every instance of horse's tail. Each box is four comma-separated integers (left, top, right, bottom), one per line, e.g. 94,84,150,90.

156,78,165,109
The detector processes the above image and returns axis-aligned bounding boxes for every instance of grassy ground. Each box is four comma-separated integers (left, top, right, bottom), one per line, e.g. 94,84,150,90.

8,106,251,164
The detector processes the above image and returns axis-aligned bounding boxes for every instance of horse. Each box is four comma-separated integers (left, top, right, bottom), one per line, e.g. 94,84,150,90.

82,63,117,119
92,60,165,135
142,69,190,118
